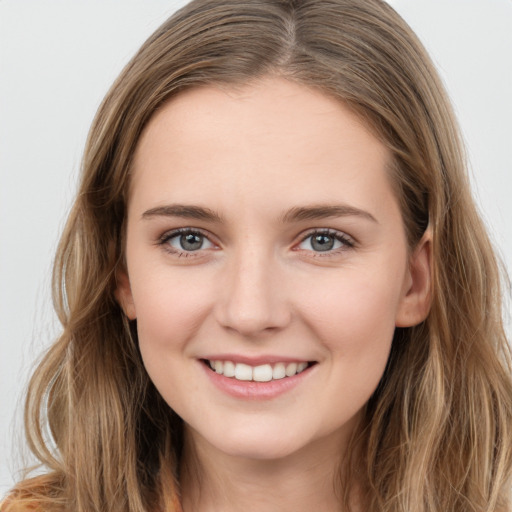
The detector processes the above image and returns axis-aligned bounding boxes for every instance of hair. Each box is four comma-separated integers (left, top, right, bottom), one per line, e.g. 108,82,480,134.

4,0,512,511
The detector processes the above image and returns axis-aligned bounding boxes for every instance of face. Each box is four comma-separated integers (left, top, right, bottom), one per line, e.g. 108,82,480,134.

117,77,430,462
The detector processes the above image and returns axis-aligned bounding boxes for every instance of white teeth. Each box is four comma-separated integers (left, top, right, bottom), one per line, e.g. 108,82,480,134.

253,364,273,382
207,359,311,381
235,363,253,381
297,362,308,373
272,362,286,380
223,360,236,378
285,362,297,377
214,360,223,374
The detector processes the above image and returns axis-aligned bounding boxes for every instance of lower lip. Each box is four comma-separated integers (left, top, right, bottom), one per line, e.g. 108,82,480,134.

201,361,315,400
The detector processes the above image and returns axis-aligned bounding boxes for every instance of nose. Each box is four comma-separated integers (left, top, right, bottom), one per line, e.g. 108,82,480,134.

215,247,291,337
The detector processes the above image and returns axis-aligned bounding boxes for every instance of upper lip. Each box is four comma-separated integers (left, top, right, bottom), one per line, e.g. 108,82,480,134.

201,354,314,366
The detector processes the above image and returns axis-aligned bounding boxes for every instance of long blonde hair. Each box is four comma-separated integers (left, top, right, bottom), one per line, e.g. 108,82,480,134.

6,1,512,511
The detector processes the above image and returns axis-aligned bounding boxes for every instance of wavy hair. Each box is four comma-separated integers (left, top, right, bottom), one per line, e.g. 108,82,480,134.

5,0,512,511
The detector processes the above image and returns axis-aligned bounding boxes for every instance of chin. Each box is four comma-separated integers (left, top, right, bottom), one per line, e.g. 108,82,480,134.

189,422,315,462
215,440,305,462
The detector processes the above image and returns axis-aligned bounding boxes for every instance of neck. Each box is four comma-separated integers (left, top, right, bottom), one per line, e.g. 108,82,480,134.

179,427,362,512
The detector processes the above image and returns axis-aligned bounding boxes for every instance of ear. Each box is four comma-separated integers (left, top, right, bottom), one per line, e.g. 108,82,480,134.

114,266,137,320
395,230,432,327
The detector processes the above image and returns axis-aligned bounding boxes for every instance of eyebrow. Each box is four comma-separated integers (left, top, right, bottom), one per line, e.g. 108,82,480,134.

142,204,223,222
141,203,377,224
281,204,378,224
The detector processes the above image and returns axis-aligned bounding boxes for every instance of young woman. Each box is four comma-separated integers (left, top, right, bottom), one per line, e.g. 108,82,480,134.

4,0,512,511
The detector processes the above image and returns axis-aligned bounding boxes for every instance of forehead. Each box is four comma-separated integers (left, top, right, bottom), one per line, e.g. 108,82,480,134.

130,77,397,220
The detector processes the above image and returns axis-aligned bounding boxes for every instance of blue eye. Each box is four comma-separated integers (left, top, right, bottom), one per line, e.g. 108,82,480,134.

163,230,214,252
298,231,353,252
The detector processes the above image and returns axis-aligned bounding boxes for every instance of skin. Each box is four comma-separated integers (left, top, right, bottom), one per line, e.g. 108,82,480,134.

117,76,431,512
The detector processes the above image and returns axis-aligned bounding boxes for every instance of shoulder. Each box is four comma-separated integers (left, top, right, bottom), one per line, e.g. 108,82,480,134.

1,473,64,512
0,497,41,512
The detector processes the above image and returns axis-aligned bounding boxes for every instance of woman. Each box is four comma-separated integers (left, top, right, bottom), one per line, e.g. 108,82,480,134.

4,0,512,510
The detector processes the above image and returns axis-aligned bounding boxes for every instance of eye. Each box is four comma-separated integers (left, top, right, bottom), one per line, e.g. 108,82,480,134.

161,229,215,253
297,230,354,253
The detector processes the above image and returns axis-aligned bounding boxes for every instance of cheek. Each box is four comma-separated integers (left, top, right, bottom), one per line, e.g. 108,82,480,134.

296,261,405,379
303,264,403,332
131,270,215,413
130,266,215,359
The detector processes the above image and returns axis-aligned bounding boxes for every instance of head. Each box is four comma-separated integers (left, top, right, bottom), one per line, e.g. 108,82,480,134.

20,1,511,511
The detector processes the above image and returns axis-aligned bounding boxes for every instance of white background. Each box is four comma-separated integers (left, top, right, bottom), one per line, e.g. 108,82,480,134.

1,0,511,494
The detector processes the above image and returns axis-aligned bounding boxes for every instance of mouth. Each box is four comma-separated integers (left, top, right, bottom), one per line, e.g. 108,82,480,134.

202,359,317,382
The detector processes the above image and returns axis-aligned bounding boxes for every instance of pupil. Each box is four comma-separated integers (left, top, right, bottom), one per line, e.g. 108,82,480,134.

312,234,334,251
181,233,202,251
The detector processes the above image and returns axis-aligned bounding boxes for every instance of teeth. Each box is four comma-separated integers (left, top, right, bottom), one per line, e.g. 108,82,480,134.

297,362,308,373
223,360,236,378
285,362,297,377
214,360,223,374
207,360,311,381
253,364,273,382
272,362,286,380
235,363,252,381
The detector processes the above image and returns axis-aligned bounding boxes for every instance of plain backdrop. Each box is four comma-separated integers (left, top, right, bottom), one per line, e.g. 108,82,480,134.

1,0,511,494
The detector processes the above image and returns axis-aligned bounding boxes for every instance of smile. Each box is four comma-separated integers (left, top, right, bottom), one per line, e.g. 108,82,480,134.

205,359,313,382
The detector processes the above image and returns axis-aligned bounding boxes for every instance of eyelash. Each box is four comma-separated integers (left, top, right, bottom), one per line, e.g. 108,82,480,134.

157,227,355,258
297,229,355,256
158,228,215,257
